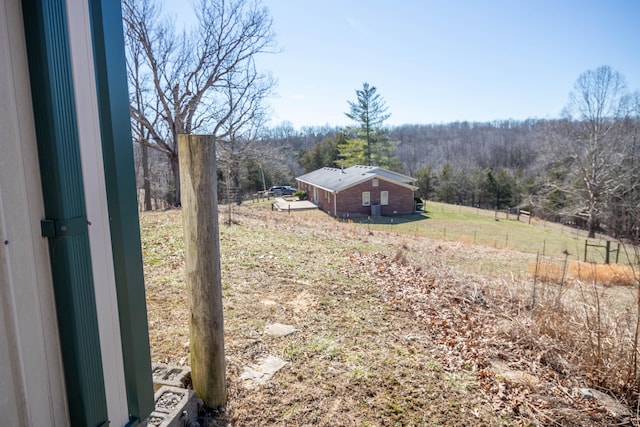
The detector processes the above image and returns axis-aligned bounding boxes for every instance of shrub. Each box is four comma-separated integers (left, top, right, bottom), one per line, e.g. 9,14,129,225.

294,190,307,200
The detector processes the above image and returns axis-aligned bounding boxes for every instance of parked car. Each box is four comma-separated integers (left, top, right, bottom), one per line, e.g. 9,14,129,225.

269,185,297,196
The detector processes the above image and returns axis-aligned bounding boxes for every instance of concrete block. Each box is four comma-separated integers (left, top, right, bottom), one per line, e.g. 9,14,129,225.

152,363,191,391
149,385,197,427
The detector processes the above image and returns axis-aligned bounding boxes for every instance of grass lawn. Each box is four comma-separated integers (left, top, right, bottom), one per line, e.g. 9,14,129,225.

354,201,634,265
140,201,639,426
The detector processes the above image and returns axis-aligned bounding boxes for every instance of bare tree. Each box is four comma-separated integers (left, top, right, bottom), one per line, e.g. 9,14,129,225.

553,66,631,238
126,27,159,210
123,0,276,206
216,64,274,205
609,91,640,240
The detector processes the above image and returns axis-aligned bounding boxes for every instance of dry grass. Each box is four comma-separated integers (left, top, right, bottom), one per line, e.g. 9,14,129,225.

140,202,640,426
528,259,638,286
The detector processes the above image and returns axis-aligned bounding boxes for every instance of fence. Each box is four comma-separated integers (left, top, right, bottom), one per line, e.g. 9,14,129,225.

584,240,620,264
494,208,532,224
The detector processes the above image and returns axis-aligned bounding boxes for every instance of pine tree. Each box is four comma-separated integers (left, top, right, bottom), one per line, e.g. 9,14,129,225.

338,83,400,169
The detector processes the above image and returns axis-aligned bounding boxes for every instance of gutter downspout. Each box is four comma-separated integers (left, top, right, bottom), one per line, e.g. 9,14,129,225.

88,0,155,421
89,0,155,425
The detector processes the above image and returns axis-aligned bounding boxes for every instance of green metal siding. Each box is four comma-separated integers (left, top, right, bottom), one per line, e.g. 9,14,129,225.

21,0,108,425
88,0,155,422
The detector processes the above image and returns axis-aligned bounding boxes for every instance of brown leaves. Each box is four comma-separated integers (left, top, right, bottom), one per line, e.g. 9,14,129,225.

348,250,629,426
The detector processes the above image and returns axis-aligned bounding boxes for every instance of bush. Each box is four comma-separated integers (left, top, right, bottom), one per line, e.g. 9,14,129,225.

294,190,307,200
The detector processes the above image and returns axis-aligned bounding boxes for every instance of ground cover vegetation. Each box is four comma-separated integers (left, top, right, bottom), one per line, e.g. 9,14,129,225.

141,201,640,426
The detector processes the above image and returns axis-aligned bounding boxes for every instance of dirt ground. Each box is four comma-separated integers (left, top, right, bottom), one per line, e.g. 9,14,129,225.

140,205,638,426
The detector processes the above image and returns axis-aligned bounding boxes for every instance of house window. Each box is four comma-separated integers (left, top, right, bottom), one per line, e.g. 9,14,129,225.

380,191,389,206
372,179,379,187
362,191,370,206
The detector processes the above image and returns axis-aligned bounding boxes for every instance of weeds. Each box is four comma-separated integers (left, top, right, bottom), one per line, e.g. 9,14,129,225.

527,251,640,410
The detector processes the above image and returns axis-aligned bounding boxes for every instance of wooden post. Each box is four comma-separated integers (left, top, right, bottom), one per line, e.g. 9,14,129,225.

178,134,226,408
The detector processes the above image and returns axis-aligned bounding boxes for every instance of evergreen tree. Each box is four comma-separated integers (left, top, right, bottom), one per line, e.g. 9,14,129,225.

436,164,458,204
414,166,437,200
481,167,514,209
338,83,400,169
299,134,341,172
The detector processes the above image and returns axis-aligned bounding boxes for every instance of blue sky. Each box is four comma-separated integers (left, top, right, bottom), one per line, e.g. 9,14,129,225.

164,0,640,129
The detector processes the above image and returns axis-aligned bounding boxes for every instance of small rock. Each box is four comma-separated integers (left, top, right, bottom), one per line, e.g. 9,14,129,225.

240,355,287,389
577,388,631,418
264,322,297,337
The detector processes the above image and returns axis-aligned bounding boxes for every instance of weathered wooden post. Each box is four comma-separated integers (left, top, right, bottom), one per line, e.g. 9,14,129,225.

584,240,588,262
178,134,226,408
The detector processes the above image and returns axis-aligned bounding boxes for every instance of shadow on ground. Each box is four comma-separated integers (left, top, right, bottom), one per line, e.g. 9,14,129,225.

343,212,430,225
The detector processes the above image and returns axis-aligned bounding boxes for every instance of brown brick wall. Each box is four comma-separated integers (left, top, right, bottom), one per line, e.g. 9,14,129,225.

336,178,414,217
298,183,335,215
300,178,415,217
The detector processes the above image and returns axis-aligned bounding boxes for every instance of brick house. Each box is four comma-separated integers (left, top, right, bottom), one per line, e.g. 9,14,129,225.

296,165,418,217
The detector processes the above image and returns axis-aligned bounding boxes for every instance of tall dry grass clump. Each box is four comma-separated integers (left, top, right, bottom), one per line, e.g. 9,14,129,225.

525,251,640,408
528,258,636,286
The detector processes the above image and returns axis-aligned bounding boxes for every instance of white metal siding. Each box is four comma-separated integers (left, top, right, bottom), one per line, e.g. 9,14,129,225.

0,0,68,424
65,0,129,423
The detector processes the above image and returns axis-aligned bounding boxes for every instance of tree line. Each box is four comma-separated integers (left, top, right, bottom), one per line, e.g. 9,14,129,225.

122,0,639,242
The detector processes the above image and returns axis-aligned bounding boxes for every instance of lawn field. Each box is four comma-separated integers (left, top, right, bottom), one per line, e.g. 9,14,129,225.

140,201,639,426
356,201,637,266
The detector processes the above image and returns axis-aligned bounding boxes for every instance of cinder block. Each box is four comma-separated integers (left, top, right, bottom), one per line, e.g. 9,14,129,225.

152,385,197,427
152,363,191,391
147,411,168,427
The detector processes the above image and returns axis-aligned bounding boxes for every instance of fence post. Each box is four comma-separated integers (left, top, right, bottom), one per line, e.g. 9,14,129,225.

178,134,226,409
584,239,588,262
605,240,610,264
532,252,540,308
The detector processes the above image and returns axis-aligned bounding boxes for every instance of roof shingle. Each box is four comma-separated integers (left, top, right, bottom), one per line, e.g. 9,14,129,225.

296,165,416,193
